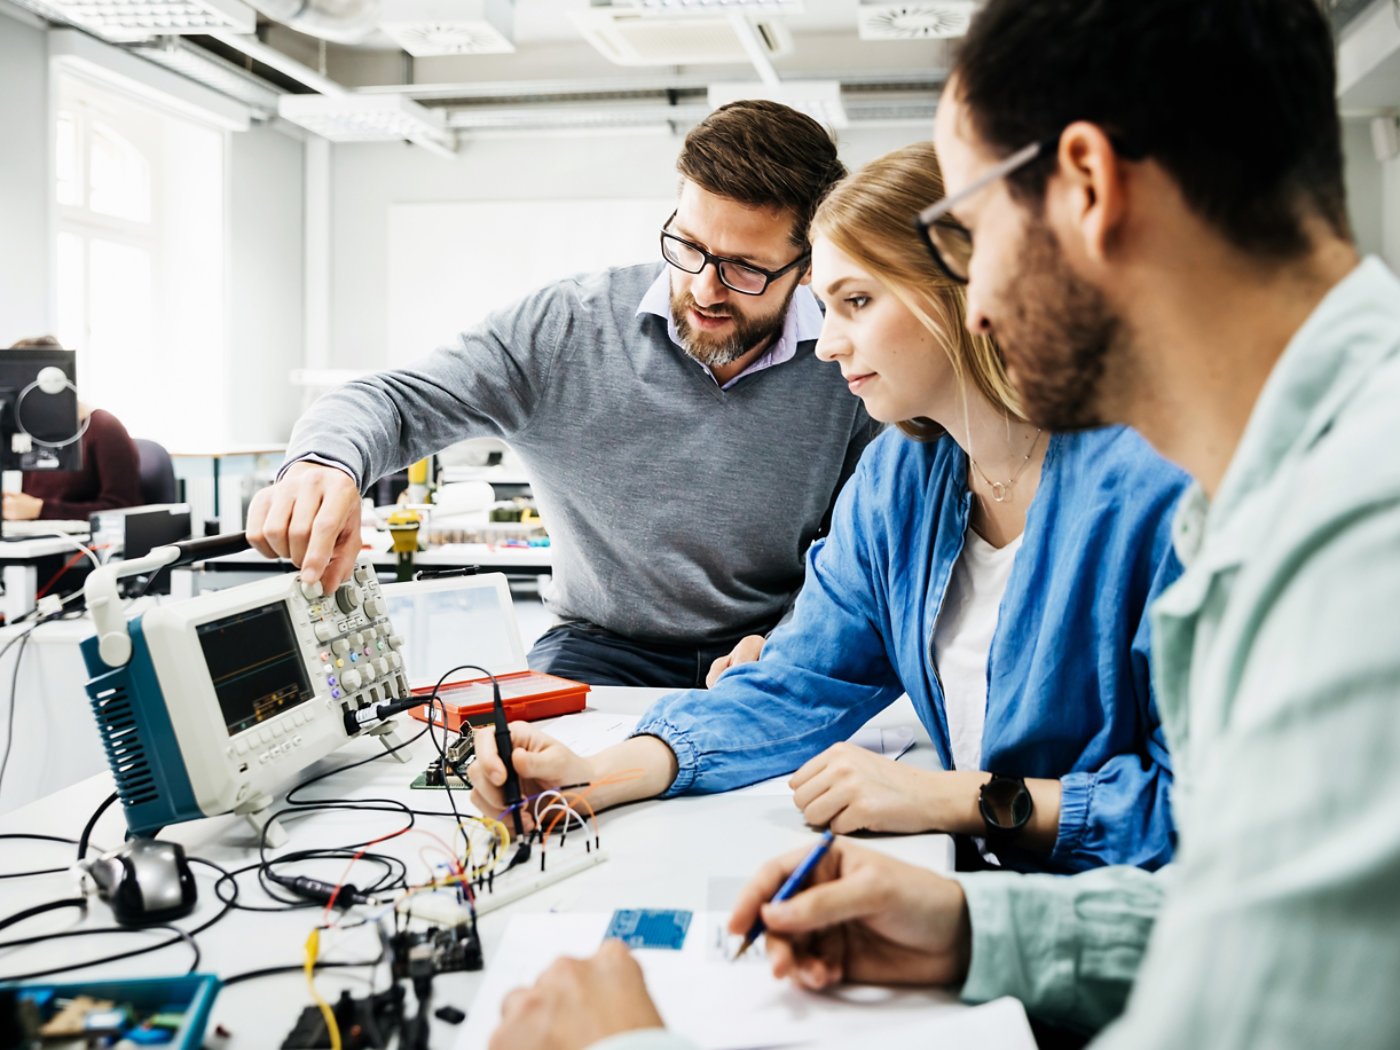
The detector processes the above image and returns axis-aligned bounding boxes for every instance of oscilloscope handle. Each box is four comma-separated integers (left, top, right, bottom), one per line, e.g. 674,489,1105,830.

86,533,252,670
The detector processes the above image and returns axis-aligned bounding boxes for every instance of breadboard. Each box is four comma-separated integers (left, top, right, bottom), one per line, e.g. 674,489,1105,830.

473,848,607,917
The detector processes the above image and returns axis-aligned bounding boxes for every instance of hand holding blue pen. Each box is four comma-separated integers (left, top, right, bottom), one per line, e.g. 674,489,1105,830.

732,829,836,961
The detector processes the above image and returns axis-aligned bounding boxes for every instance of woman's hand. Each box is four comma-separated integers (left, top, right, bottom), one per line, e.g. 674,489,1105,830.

789,742,946,834
706,634,767,687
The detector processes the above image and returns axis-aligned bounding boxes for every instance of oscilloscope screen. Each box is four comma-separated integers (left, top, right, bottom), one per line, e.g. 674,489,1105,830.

197,603,315,737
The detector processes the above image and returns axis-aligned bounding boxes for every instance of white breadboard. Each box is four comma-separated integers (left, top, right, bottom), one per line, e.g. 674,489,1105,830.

395,848,607,924
475,848,607,916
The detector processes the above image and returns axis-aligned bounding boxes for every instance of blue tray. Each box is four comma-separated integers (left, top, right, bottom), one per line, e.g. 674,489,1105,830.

1,973,221,1049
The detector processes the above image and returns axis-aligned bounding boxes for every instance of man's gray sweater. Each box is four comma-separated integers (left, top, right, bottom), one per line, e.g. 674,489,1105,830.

285,263,879,646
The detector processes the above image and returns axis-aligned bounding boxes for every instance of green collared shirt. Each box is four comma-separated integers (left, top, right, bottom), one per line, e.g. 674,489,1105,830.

958,257,1400,1047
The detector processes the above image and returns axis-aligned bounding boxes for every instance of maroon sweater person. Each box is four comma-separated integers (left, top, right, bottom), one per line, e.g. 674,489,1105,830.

8,407,143,521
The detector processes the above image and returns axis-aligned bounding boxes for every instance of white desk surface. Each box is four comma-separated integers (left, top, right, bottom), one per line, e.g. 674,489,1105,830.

0,688,954,1049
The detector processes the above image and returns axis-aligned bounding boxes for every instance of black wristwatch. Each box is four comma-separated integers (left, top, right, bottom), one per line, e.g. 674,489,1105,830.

978,774,1033,850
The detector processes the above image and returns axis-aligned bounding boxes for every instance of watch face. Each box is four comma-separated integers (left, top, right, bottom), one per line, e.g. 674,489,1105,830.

981,776,1032,830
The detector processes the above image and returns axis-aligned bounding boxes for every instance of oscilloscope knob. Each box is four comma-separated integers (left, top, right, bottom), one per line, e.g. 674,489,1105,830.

335,583,363,614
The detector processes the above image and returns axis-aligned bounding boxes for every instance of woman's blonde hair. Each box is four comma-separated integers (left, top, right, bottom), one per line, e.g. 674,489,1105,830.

810,141,1023,439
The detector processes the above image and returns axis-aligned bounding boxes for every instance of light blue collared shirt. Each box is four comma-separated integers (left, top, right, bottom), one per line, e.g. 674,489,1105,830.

635,267,824,390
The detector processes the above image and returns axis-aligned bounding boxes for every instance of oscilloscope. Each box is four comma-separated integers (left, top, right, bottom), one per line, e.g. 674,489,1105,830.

82,537,416,845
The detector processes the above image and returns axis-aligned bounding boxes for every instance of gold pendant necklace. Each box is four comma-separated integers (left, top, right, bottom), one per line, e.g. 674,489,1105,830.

969,428,1044,503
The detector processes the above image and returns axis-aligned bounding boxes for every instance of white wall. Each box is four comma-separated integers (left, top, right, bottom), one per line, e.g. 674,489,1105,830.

327,125,922,371
0,10,52,342
227,121,306,443
1343,118,1387,262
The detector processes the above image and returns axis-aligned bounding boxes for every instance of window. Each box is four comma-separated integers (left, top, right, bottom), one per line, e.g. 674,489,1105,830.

54,73,226,447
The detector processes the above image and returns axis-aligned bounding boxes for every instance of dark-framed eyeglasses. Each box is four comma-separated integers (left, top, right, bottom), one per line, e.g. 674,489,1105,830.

914,138,1056,285
660,211,810,296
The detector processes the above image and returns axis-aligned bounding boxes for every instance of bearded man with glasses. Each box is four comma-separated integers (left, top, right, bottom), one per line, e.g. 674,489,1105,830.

248,101,879,689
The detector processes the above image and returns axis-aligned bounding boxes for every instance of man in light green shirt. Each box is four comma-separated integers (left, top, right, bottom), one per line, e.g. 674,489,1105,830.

485,2,1400,1048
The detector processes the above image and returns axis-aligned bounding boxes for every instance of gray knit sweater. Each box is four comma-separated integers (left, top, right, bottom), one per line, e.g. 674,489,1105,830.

285,263,879,645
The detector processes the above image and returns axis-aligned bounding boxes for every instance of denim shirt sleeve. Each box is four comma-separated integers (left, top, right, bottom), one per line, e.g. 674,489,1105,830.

635,455,906,796
1049,536,1180,873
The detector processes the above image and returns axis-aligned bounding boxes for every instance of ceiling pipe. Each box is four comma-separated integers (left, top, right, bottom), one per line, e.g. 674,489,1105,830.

242,0,380,44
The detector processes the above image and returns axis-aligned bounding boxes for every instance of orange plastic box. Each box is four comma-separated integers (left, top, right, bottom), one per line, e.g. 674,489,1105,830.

410,670,589,732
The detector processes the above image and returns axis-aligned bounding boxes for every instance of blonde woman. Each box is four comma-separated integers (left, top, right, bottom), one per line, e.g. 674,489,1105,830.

471,143,1187,875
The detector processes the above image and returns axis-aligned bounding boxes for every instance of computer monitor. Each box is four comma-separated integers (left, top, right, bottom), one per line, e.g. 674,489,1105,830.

0,347,82,471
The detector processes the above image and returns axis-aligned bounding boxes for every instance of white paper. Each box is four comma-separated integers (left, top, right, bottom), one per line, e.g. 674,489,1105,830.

460,912,1023,1050
531,708,641,756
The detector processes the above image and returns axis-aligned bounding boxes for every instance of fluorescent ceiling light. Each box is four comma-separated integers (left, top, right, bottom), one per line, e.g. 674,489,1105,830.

11,0,254,41
707,79,846,128
379,0,515,56
279,93,458,155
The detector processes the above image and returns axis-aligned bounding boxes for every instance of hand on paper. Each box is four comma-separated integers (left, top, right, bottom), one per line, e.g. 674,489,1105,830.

728,839,972,991
489,938,665,1050
470,721,592,827
789,742,943,834
706,633,767,687
245,461,362,592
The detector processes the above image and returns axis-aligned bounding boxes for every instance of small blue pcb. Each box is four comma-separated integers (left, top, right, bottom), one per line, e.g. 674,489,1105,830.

604,908,692,950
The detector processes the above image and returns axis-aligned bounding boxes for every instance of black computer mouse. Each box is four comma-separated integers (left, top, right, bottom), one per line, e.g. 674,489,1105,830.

87,838,198,927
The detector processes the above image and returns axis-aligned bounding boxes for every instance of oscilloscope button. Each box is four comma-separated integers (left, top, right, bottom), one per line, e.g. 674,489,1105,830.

299,580,324,601
366,596,388,617
331,638,350,655
314,623,335,643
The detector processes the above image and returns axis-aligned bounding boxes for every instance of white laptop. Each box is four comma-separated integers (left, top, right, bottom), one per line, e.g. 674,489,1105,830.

380,572,529,690
0,518,91,539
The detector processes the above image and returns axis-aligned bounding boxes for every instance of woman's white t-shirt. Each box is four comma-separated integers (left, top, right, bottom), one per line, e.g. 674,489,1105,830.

932,526,1023,773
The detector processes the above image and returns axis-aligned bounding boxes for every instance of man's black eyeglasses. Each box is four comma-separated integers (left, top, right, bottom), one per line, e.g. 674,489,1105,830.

660,211,810,296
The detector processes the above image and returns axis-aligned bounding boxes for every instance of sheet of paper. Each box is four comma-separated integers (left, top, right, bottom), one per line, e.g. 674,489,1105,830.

460,911,1025,1050
730,726,920,798
531,708,641,756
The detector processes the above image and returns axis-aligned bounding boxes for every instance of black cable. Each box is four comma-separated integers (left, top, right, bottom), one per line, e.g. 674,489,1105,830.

0,897,86,935
77,790,120,861
0,855,233,981
0,922,200,980
221,958,383,987
0,833,105,880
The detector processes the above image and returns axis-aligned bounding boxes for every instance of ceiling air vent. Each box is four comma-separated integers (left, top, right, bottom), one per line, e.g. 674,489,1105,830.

858,1,975,41
572,7,793,67
378,0,515,57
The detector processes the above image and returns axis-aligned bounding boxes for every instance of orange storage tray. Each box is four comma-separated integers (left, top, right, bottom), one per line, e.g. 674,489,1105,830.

409,669,590,733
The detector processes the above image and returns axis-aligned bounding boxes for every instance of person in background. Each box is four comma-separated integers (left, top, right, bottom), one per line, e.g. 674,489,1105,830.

3,336,142,521
470,142,1188,878
245,101,880,689
485,0,1400,1048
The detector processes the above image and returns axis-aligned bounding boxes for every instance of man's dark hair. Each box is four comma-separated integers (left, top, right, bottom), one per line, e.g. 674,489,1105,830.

677,100,846,252
953,0,1351,258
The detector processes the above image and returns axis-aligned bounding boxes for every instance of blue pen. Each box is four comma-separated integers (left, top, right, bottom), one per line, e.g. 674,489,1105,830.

733,829,836,961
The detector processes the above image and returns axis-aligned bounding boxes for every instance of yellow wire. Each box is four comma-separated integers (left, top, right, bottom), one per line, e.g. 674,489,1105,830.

303,928,342,1050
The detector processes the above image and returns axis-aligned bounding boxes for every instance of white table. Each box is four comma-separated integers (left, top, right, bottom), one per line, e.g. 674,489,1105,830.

0,534,93,623
0,688,954,1048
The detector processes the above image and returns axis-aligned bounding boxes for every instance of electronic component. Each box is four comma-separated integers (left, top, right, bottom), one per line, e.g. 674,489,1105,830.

82,536,416,844
411,730,474,791
604,909,693,951
389,924,483,980
281,987,405,1050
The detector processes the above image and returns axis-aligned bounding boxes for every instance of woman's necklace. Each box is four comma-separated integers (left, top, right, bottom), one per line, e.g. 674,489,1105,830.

969,428,1045,503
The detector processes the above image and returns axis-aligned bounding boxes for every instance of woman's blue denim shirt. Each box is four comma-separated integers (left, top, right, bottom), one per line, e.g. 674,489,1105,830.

635,426,1188,874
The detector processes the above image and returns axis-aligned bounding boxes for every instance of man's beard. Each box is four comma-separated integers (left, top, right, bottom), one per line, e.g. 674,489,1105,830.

671,283,796,368
996,221,1123,430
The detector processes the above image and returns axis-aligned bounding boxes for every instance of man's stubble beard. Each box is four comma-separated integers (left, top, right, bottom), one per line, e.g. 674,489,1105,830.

671,281,798,368
995,220,1127,431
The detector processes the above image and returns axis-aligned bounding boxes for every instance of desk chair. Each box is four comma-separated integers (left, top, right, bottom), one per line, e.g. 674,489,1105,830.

133,438,178,505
